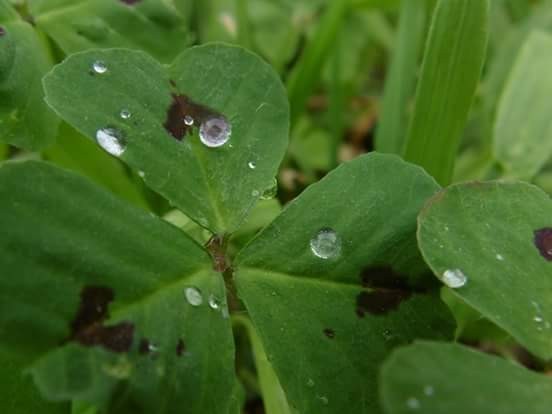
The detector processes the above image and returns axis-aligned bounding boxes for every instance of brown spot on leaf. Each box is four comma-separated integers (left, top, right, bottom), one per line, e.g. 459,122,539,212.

68,286,134,353
163,94,219,141
176,339,186,356
356,290,411,317
534,228,552,261
0,27,5,36
323,328,335,339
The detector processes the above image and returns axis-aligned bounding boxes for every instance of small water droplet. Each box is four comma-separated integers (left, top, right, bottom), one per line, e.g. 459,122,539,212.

496,254,504,261
252,190,260,197
382,329,393,340
184,115,194,126
310,228,342,259
148,343,159,353
406,398,420,410
208,294,220,310
199,116,231,148
534,315,544,323
138,170,145,179
306,378,315,387
92,60,108,74
184,287,203,306
316,395,328,405
424,385,434,396
248,161,256,170
260,178,278,200
120,109,131,119
96,128,126,156
442,269,467,288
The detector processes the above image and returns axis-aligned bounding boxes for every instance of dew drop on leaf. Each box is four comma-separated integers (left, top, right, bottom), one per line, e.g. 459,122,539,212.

184,115,194,126
92,60,108,74
208,294,220,310
496,253,504,261
316,395,329,405
406,398,420,410
184,287,203,306
120,109,131,120
248,161,256,170
96,127,126,156
199,116,231,148
138,170,145,179
307,378,315,387
424,385,434,396
310,228,342,259
441,269,467,288
251,190,260,197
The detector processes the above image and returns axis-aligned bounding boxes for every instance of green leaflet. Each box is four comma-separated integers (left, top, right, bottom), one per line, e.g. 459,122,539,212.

235,153,456,414
43,44,289,234
0,161,237,413
381,341,552,414
0,0,59,150
418,181,552,359
403,0,489,185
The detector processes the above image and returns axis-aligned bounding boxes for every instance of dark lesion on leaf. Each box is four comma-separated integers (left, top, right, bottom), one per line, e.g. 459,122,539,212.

163,89,223,141
0,27,5,36
176,339,186,356
68,286,134,353
534,227,552,261
355,266,427,318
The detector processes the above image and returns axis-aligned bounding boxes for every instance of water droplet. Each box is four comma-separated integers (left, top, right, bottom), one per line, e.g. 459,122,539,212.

382,329,393,340
184,115,194,126
260,178,278,200
138,170,145,179
316,395,328,405
307,378,315,387
208,294,220,310
248,161,256,170
496,254,504,261
534,315,544,323
184,287,203,306
442,269,467,288
406,398,420,410
92,60,107,74
252,190,260,197
148,342,159,353
199,116,231,148
96,128,126,156
424,385,434,396
120,109,131,120
310,228,342,259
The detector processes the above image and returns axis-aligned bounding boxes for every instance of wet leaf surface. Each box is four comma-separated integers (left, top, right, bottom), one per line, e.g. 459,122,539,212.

43,44,289,233
235,153,456,414
418,181,552,359
0,161,237,413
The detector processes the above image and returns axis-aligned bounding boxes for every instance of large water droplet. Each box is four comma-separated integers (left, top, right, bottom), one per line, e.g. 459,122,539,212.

208,294,220,310
199,116,231,148
310,228,342,259
442,269,467,288
92,60,108,74
96,128,126,156
184,115,194,126
120,109,131,120
406,398,420,410
185,287,203,306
